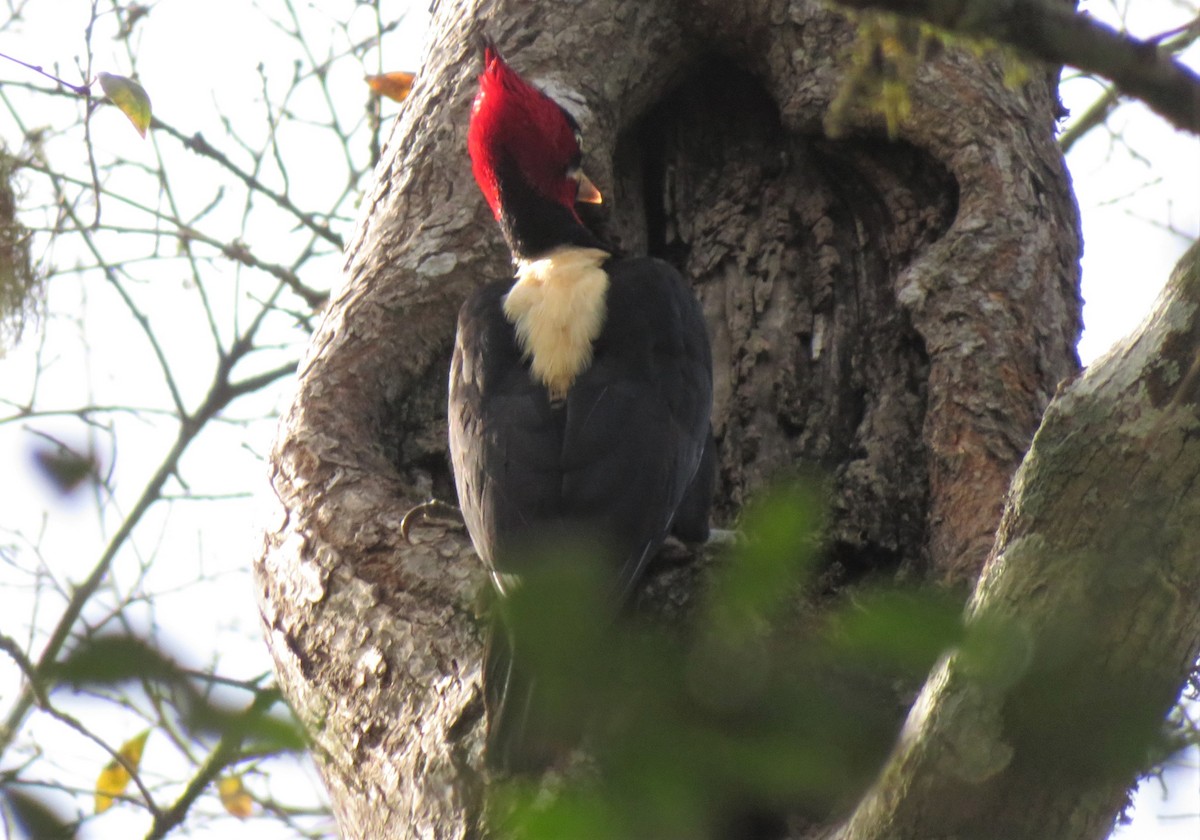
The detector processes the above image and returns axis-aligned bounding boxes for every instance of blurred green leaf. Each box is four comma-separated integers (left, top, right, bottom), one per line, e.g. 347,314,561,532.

826,589,963,675
189,698,307,754
990,611,1167,784
47,635,305,755
49,635,184,687
957,612,1032,691
705,481,823,634
494,784,624,840
489,481,969,838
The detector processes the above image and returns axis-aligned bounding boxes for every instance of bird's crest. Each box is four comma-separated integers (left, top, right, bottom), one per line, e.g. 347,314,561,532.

468,43,587,222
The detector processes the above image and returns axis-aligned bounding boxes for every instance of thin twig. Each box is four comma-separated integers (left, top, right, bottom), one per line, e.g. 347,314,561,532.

0,49,88,94
153,120,344,250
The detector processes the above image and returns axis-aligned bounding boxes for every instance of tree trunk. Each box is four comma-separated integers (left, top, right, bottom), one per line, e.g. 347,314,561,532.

255,1,1197,838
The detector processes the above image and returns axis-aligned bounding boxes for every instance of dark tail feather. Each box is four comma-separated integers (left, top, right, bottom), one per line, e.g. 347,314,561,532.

671,425,716,544
483,617,553,773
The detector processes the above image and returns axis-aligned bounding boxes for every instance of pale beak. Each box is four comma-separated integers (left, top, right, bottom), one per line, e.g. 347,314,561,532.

575,171,603,205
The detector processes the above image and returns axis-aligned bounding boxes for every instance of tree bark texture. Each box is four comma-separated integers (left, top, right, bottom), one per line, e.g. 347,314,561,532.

256,0,1090,837
842,241,1200,840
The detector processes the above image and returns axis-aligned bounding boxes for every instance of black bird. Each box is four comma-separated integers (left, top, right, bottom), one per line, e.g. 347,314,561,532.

449,43,713,771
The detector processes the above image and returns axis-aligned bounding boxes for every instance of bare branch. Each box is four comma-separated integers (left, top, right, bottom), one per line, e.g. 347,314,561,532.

0,48,89,94
836,0,1200,134
153,119,345,251
1059,18,1200,152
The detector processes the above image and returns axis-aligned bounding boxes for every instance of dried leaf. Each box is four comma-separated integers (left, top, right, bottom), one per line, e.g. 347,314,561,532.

217,775,255,819
94,730,150,813
97,72,152,137
366,71,416,103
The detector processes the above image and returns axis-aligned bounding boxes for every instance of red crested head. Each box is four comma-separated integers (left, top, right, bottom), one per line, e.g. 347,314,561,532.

467,44,599,224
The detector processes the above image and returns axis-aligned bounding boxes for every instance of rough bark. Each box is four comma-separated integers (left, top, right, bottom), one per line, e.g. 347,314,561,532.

254,0,1101,837
842,241,1200,840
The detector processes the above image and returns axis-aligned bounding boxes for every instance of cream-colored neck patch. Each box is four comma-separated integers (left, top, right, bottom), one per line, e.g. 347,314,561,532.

504,246,610,401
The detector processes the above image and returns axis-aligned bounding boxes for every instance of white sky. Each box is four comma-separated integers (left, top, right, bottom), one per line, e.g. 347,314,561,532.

0,1,1197,838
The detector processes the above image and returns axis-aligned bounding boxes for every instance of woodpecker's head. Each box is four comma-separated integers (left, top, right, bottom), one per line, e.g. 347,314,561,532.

468,44,602,255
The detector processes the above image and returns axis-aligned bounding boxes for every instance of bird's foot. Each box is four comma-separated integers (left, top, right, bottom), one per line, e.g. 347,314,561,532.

400,498,464,542
706,528,743,547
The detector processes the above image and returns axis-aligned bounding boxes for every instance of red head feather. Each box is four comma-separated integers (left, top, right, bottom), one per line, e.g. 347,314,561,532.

467,45,584,221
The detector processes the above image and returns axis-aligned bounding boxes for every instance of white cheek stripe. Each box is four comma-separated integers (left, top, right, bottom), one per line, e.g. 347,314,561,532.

504,246,610,400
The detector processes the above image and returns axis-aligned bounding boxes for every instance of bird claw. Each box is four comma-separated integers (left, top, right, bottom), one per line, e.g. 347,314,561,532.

400,499,464,543
705,528,744,547
660,527,744,559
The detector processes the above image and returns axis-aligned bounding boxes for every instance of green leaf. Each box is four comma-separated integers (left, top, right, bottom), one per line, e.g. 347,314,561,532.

707,481,824,632
49,635,184,687
97,72,152,137
826,589,963,675
493,783,624,840
190,701,308,754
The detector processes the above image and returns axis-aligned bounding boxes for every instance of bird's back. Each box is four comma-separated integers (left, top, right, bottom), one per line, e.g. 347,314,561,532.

448,254,711,597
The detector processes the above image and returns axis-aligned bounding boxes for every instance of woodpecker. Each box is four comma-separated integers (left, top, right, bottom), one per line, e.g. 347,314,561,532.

449,43,713,771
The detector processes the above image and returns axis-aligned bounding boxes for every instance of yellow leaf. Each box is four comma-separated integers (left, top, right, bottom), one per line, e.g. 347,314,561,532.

97,72,152,137
365,71,416,103
94,730,150,814
217,775,255,819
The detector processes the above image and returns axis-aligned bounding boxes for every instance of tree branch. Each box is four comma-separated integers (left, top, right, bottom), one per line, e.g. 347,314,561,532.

840,241,1200,839
0,48,89,94
143,690,279,840
836,0,1200,135
153,119,345,251
1058,18,1200,152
